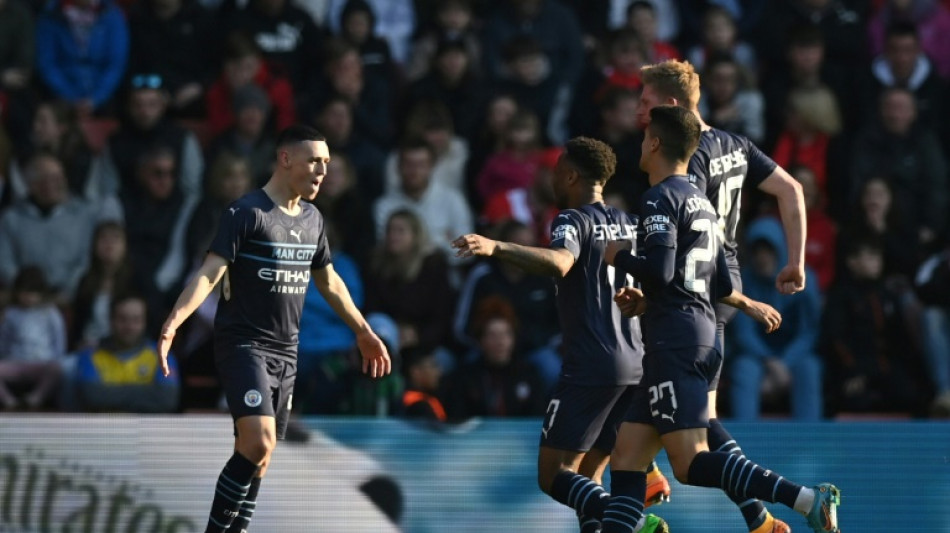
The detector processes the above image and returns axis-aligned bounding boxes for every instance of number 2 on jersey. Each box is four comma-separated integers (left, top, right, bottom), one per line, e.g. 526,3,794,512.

684,219,716,293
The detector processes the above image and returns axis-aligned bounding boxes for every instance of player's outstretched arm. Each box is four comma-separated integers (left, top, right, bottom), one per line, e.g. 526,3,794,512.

311,264,391,378
451,233,575,277
758,167,807,295
158,253,230,376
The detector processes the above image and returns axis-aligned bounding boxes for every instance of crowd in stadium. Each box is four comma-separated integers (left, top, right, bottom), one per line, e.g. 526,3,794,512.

0,0,949,420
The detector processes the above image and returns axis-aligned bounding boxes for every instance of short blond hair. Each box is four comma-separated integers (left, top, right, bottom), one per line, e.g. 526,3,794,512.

788,85,842,135
640,60,701,110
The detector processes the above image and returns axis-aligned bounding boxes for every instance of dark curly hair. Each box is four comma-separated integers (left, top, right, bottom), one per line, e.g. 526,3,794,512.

563,136,618,185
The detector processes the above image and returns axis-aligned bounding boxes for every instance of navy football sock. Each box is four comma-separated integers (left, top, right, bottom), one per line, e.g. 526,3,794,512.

601,470,646,533
227,476,261,533
206,453,258,533
550,470,609,519
709,419,769,530
687,451,803,510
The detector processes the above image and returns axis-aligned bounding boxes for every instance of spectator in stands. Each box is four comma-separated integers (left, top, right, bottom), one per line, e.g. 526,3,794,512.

206,84,278,186
225,0,325,96
789,165,837,292
849,88,947,256
120,145,196,332
296,221,365,413
0,0,36,146
482,0,585,88
466,93,519,208
404,37,485,141
0,153,115,300
624,1,680,62
453,220,560,386
495,36,562,142
771,84,844,202
841,177,919,281
205,32,296,138
99,74,204,204
405,0,481,82
400,346,446,421
313,95,386,202
337,0,398,94
71,221,136,350
477,110,543,204
868,0,950,79
822,238,931,416
444,296,547,418
364,208,456,353
184,153,253,268
914,242,950,416
310,38,392,151
480,148,560,246
312,152,374,266
729,217,823,420
35,0,129,117
74,293,180,413
861,22,947,142
0,267,66,410
327,0,416,65
384,102,469,196
686,5,757,76
8,101,105,204
373,141,473,261
127,0,218,119
594,88,646,207
698,54,765,145
761,24,853,148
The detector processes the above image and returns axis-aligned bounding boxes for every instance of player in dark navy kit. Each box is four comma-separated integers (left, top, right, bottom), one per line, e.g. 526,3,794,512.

633,60,809,533
157,125,391,533
599,105,840,533
452,137,668,533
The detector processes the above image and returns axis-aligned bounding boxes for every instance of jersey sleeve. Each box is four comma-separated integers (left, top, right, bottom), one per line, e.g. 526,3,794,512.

209,203,254,262
745,140,778,189
549,210,583,259
687,148,710,193
311,219,332,270
639,191,677,250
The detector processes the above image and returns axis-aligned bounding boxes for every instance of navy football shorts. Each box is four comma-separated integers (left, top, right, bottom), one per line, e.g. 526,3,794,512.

216,345,296,440
711,265,742,391
539,381,635,453
626,346,722,435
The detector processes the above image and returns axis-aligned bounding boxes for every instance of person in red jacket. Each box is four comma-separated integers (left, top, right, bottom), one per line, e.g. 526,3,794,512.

205,31,297,137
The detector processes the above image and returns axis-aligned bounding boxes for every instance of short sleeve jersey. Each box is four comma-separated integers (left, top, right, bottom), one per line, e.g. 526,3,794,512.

210,189,331,361
549,202,644,386
687,128,778,263
638,176,722,350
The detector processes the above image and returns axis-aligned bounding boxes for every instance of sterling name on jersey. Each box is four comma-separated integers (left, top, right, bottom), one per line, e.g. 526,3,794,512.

639,176,727,350
210,189,331,361
550,203,644,386
687,128,777,263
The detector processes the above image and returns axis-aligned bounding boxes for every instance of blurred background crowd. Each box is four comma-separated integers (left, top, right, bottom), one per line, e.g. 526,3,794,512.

1,0,949,421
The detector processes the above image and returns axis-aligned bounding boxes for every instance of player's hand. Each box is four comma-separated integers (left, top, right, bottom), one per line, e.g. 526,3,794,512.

158,326,175,377
452,234,497,258
614,287,647,317
775,264,805,295
604,240,632,266
743,301,782,333
357,330,392,378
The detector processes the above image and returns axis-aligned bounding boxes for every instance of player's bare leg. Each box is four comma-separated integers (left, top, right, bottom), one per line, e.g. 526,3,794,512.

205,416,274,533
223,416,276,532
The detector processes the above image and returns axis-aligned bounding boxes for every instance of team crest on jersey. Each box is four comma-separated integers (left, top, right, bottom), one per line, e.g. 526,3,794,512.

244,389,263,407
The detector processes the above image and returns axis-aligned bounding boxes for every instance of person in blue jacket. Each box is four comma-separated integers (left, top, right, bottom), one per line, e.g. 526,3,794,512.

35,0,129,116
729,216,823,420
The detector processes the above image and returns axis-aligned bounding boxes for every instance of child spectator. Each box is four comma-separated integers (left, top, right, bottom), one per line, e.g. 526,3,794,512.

822,238,931,416
0,267,66,410
400,346,446,421
729,217,823,420
74,293,180,413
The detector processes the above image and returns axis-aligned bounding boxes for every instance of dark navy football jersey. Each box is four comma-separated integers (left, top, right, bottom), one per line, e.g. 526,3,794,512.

210,189,332,361
687,128,777,262
638,175,724,350
549,202,644,386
